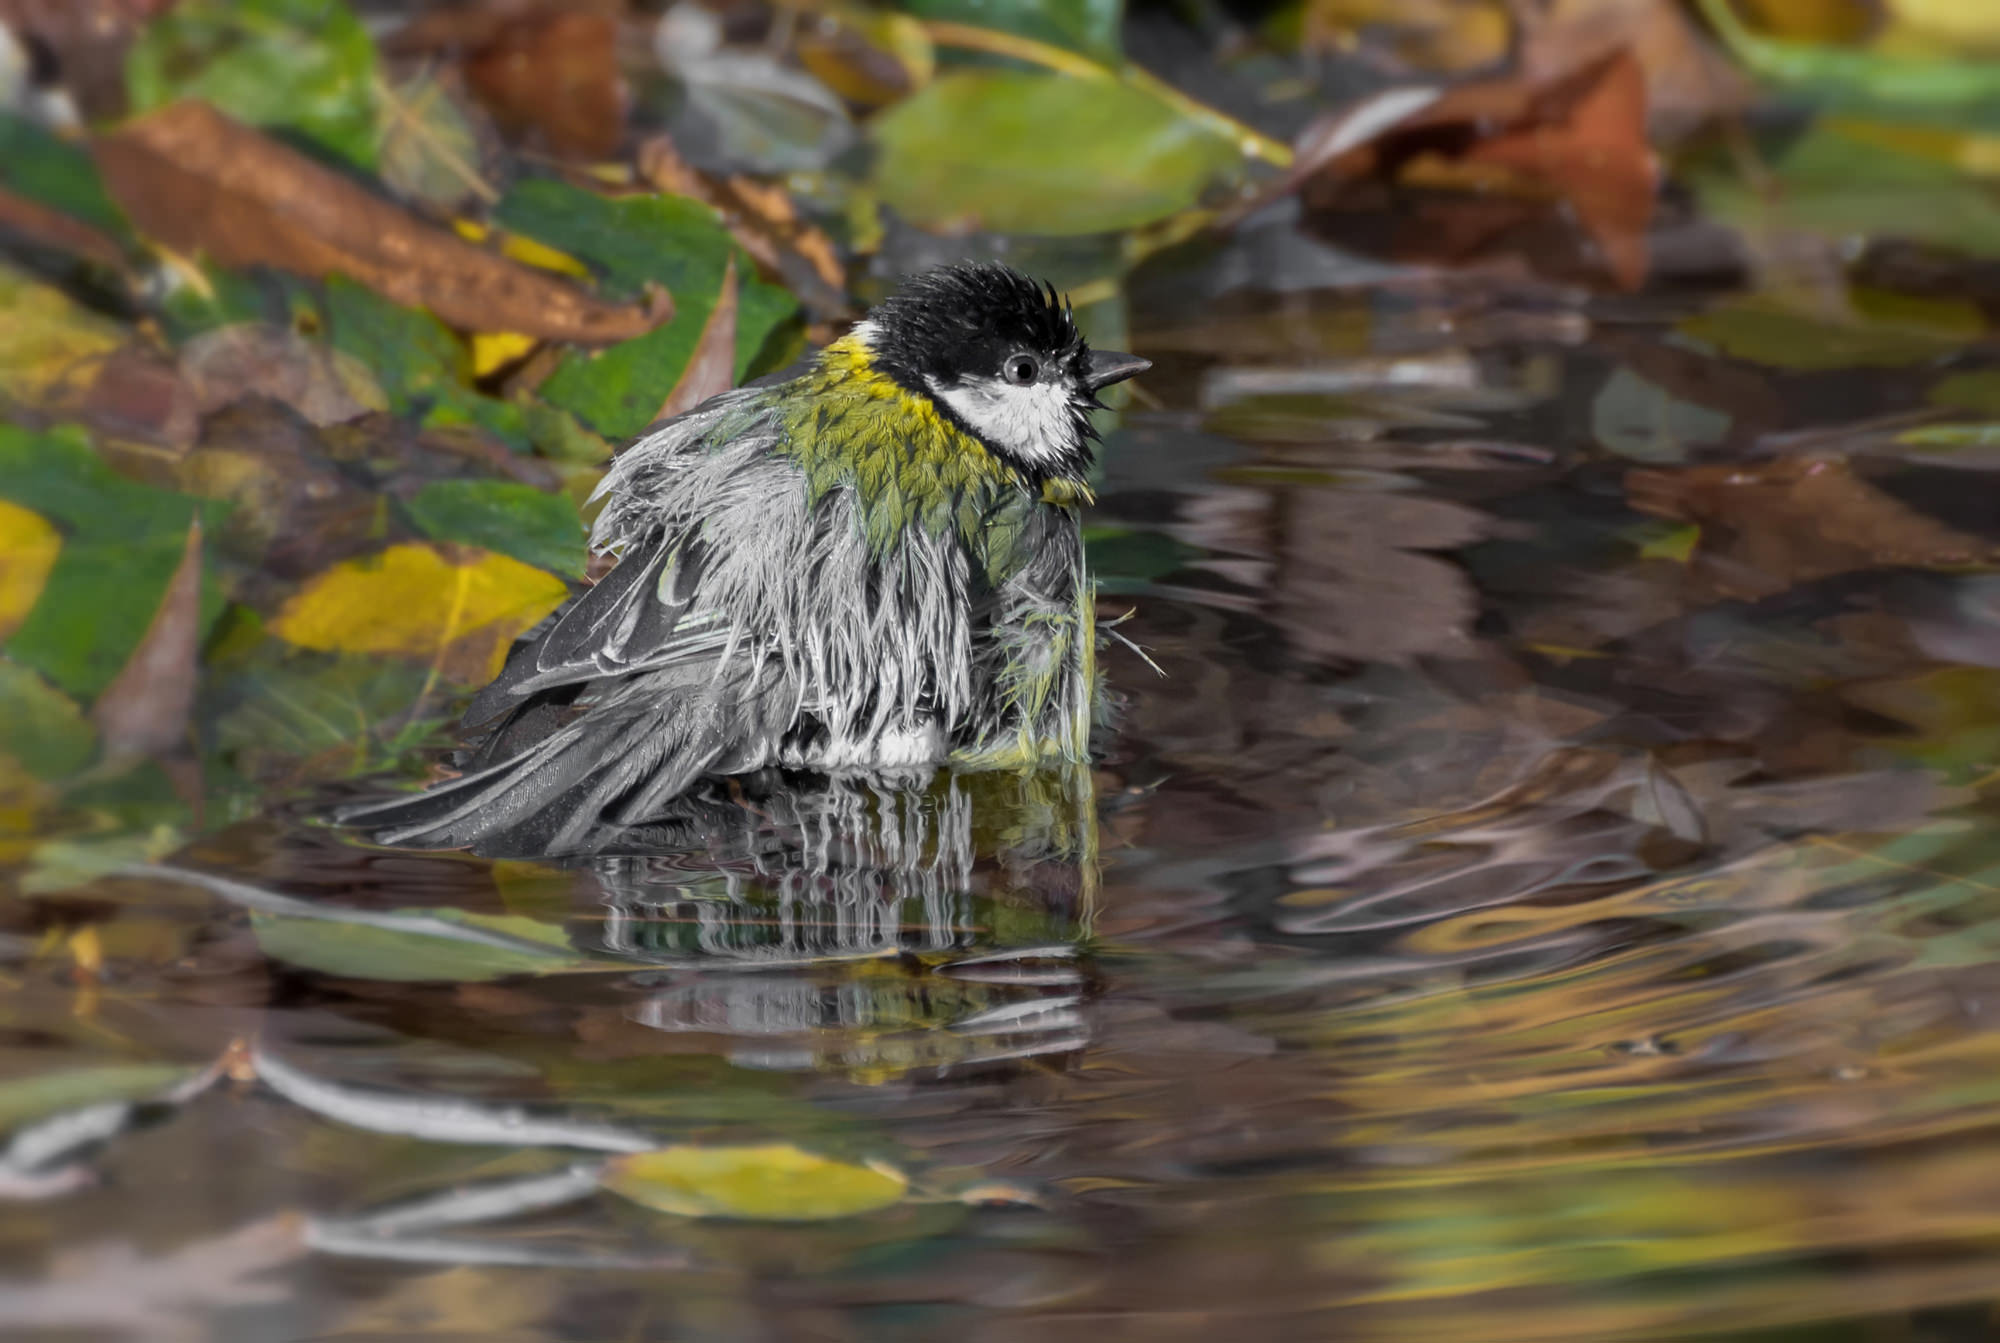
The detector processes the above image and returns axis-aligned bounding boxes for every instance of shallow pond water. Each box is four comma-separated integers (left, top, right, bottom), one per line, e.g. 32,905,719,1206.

13,223,2000,1343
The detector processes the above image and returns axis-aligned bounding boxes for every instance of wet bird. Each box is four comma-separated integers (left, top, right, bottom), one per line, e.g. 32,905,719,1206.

343,261,1150,852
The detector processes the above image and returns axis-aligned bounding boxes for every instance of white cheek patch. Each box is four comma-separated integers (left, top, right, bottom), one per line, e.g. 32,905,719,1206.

926,374,1077,466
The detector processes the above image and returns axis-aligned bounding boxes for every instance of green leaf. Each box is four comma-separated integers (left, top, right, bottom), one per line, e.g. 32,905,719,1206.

1693,123,2000,261
602,1143,910,1220
405,479,587,579
0,662,95,780
126,0,381,168
207,646,443,779
1677,289,1984,370
906,0,1122,61
318,275,551,451
0,113,131,244
0,426,228,699
0,1064,193,1131
1693,0,2000,114
870,71,1242,236
251,906,583,982
495,181,799,438
1929,370,2000,416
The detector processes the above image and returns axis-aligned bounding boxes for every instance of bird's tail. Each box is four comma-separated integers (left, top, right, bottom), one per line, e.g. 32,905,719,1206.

336,699,734,856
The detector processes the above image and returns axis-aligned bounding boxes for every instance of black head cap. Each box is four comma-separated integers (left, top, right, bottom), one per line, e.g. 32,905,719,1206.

864,261,1084,391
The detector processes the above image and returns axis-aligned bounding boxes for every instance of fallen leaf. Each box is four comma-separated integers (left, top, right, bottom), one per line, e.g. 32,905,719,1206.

496,180,798,437
0,425,226,699
180,323,385,426
91,516,203,760
270,542,569,684
656,255,737,421
403,479,587,579
1627,455,1996,599
77,345,200,452
870,70,1245,236
126,0,380,166
375,68,495,210
92,101,670,343
251,907,580,981
1679,288,1984,369
0,262,124,409
0,662,94,779
797,7,934,106
0,499,61,643
465,10,625,159
1453,52,1657,289
636,136,848,314
0,185,126,269
602,1144,909,1220
1297,0,1511,72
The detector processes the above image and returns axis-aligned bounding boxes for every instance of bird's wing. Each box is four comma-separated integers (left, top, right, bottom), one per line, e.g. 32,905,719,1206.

463,393,785,724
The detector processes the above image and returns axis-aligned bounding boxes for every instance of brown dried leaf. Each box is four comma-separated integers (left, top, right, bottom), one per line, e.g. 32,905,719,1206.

1627,456,1997,599
92,515,203,760
91,101,670,342
464,11,626,160
655,255,737,421
0,186,127,270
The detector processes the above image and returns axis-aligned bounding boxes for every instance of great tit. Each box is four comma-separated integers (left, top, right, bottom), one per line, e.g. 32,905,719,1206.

344,261,1150,852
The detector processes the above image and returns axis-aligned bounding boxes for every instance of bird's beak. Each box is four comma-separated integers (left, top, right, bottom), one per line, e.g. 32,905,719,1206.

1081,350,1151,391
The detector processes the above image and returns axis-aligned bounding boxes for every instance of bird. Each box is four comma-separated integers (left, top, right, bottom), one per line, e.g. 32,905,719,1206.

341,261,1150,853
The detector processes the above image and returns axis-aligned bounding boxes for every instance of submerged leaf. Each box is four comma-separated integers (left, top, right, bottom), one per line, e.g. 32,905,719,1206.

251,908,581,982
269,542,568,684
871,71,1243,236
1679,289,1984,369
602,1144,909,1220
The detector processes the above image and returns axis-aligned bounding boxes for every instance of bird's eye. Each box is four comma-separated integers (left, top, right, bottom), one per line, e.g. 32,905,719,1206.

1003,354,1039,387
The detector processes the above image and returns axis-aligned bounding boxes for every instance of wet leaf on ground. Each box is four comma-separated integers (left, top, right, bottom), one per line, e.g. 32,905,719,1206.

602,1144,910,1221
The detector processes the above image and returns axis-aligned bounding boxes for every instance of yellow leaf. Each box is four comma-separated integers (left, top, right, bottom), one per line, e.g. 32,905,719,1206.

0,265,123,408
0,501,61,642
1882,0,2000,52
270,543,567,684
470,330,538,378
602,1144,910,1221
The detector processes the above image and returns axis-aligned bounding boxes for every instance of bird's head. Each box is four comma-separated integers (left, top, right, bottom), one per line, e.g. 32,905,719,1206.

853,261,1150,486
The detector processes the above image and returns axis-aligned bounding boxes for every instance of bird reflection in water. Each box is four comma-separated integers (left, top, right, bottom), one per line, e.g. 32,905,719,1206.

563,764,1100,1075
